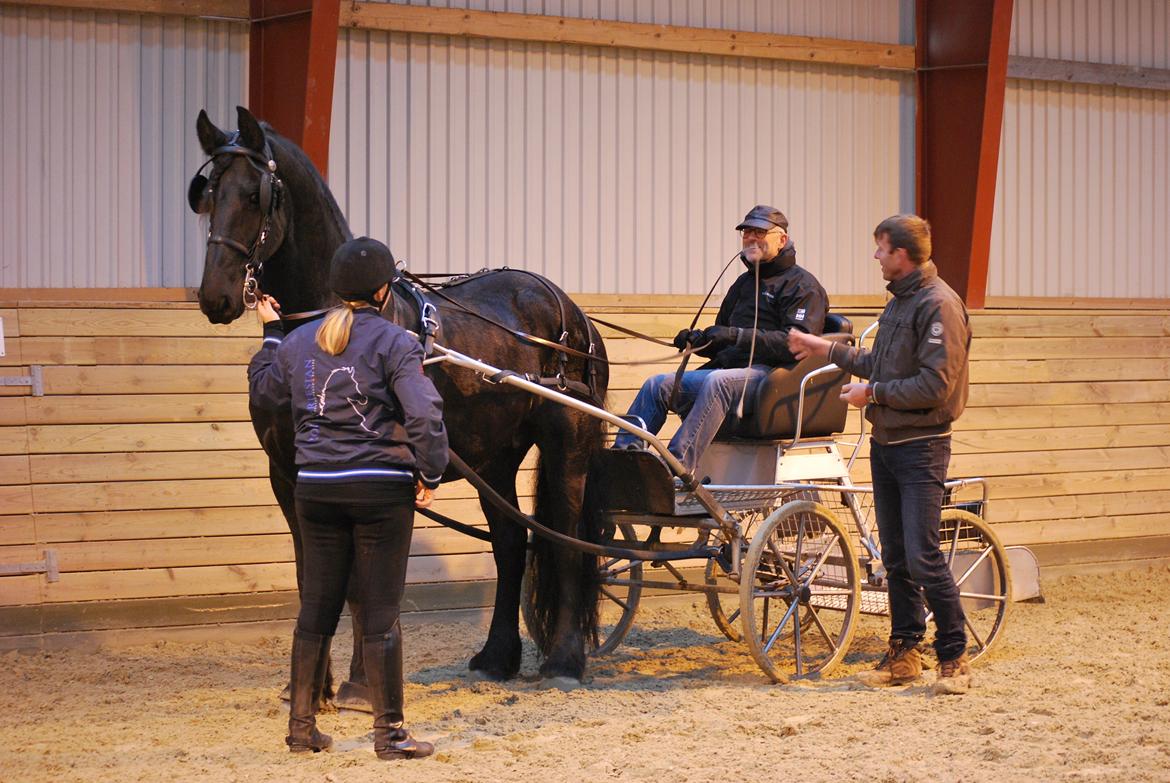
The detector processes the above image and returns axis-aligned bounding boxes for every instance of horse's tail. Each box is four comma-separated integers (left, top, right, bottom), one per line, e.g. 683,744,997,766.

526,311,608,666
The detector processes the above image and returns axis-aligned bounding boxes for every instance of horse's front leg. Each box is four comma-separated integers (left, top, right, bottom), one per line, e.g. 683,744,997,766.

468,451,530,681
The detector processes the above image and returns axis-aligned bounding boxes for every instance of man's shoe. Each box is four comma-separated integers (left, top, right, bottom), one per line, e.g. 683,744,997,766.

932,652,972,695
856,639,923,687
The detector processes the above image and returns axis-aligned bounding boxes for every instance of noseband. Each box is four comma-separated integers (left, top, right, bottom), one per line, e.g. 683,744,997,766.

189,132,284,309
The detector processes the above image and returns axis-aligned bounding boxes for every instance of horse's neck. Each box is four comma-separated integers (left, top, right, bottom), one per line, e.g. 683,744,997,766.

262,146,349,314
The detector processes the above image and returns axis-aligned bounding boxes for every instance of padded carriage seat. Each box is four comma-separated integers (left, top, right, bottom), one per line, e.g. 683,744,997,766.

726,312,855,441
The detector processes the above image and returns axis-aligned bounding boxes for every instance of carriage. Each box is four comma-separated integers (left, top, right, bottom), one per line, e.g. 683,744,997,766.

428,315,1014,684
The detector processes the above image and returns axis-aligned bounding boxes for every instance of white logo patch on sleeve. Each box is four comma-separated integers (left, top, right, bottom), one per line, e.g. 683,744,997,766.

795,308,806,321
930,322,944,337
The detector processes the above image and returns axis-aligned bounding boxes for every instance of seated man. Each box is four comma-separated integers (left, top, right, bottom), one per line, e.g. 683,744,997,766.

614,204,829,474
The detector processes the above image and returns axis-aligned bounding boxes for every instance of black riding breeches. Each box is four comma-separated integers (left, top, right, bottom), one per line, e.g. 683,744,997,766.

293,480,415,638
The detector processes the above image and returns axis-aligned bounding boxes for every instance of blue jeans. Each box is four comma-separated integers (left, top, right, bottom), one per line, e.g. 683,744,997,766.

614,366,767,473
870,435,967,661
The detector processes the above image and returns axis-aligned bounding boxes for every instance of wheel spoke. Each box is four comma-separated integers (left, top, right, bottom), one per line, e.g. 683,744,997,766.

964,614,987,651
806,604,838,652
954,545,994,585
599,585,630,611
763,597,801,654
766,538,800,585
802,534,841,585
958,591,1007,602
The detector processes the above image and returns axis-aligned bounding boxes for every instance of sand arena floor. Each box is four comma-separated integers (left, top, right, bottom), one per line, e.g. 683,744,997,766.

3,565,1169,783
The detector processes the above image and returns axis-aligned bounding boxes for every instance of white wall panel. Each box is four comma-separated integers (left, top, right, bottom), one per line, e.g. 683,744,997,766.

0,5,247,288
990,1,1170,299
1012,0,1169,68
375,0,913,44
329,31,913,296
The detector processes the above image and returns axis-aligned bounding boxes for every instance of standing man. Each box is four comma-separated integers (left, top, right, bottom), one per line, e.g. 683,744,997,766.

788,214,973,694
614,205,828,477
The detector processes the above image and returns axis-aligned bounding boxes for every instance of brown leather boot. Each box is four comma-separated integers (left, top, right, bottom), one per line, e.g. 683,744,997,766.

364,622,434,760
932,652,972,695
286,630,334,753
857,638,923,687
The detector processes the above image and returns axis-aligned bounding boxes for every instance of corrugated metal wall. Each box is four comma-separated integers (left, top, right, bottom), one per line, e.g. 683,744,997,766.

988,0,1170,298
329,2,914,296
0,5,248,288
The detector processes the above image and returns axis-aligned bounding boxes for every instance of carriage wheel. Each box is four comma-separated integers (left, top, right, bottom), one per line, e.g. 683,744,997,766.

739,500,860,683
704,506,778,642
927,509,1012,663
520,523,643,657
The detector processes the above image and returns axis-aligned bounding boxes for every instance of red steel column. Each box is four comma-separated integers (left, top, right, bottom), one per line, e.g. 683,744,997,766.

249,0,340,177
916,0,1013,308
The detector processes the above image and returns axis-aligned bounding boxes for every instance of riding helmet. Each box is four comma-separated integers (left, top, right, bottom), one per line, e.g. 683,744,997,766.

329,237,398,301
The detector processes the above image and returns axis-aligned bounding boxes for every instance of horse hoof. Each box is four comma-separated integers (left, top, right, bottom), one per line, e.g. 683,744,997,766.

333,680,372,713
538,660,586,682
543,675,585,691
468,653,519,681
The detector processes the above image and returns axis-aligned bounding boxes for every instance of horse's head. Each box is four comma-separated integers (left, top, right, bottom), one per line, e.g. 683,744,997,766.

189,106,289,324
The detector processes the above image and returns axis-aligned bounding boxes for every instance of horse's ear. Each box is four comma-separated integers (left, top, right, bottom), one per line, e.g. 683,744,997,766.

196,110,228,155
236,106,266,153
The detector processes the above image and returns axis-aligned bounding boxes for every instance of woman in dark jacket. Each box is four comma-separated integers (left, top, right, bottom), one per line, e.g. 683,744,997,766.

249,236,448,760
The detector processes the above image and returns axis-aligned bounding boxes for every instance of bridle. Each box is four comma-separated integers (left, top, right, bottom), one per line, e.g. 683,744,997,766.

188,131,285,309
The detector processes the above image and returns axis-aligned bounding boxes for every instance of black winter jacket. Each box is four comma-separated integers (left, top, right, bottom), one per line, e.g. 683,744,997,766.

248,308,449,487
699,242,829,369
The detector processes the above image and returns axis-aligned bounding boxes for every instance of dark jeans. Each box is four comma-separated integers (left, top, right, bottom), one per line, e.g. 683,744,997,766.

293,481,415,638
870,436,967,661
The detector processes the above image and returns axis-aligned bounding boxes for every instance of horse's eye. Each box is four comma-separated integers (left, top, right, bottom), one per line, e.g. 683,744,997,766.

249,192,261,206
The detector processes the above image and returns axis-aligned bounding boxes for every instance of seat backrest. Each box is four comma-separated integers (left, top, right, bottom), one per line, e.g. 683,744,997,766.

733,331,854,440
824,312,853,335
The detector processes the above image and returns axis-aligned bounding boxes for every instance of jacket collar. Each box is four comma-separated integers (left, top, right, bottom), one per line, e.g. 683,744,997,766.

887,260,937,298
742,240,797,277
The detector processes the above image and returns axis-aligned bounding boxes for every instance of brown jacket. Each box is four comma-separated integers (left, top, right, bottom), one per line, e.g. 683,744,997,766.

829,262,971,445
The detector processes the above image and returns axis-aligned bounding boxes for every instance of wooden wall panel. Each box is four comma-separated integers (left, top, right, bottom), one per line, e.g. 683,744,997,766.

1,299,1169,638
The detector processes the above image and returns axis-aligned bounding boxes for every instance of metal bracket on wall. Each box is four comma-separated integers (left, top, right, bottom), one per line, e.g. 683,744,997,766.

0,365,43,396
0,550,60,583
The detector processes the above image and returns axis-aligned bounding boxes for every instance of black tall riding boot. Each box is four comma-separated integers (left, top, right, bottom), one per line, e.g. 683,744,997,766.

363,621,433,760
286,629,334,753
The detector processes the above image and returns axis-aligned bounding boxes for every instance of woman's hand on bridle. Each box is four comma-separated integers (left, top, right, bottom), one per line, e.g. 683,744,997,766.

256,294,282,324
415,481,435,509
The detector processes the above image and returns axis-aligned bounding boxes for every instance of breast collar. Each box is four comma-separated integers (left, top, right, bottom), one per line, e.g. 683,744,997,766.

392,278,442,356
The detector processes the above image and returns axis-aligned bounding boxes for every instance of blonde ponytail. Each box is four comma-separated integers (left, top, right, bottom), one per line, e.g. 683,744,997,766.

315,301,364,355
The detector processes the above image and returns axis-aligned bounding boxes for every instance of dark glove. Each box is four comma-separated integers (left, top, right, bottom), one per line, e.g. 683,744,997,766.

702,325,740,349
673,328,705,351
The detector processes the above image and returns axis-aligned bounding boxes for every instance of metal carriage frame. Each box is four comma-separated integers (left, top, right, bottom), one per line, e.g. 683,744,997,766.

423,323,1012,684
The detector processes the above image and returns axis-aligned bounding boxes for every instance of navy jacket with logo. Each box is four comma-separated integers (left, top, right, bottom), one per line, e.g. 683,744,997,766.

248,308,448,487
698,242,829,369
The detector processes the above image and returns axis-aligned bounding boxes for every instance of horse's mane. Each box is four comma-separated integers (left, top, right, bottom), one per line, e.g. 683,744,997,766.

262,121,353,244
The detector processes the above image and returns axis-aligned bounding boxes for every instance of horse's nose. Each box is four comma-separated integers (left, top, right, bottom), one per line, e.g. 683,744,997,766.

199,292,235,324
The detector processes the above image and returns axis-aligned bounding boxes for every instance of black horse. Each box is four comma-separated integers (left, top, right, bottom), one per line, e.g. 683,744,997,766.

189,106,608,687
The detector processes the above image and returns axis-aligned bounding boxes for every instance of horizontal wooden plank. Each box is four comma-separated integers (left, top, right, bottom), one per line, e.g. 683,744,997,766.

29,553,497,605
968,313,1170,338
1028,535,1170,567
968,357,1170,384
17,306,258,338
0,288,196,304
0,455,29,485
0,309,18,337
991,490,1170,525
342,3,915,70
50,524,492,573
995,512,1170,545
970,336,1170,360
0,574,40,607
40,365,248,395
34,506,291,543
0,485,32,515
0,515,36,546
958,402,1170,431
92,336,257,365
8,337,97,365
22,394,250,425
0,398,25,425
30,449,269,483
968,380,1170,407
26,422,259,453
32,477,277,513
0,425,28,455
987,467,1170,500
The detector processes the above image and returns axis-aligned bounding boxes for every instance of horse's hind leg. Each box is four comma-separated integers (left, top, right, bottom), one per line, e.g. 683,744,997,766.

468,448,530,681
